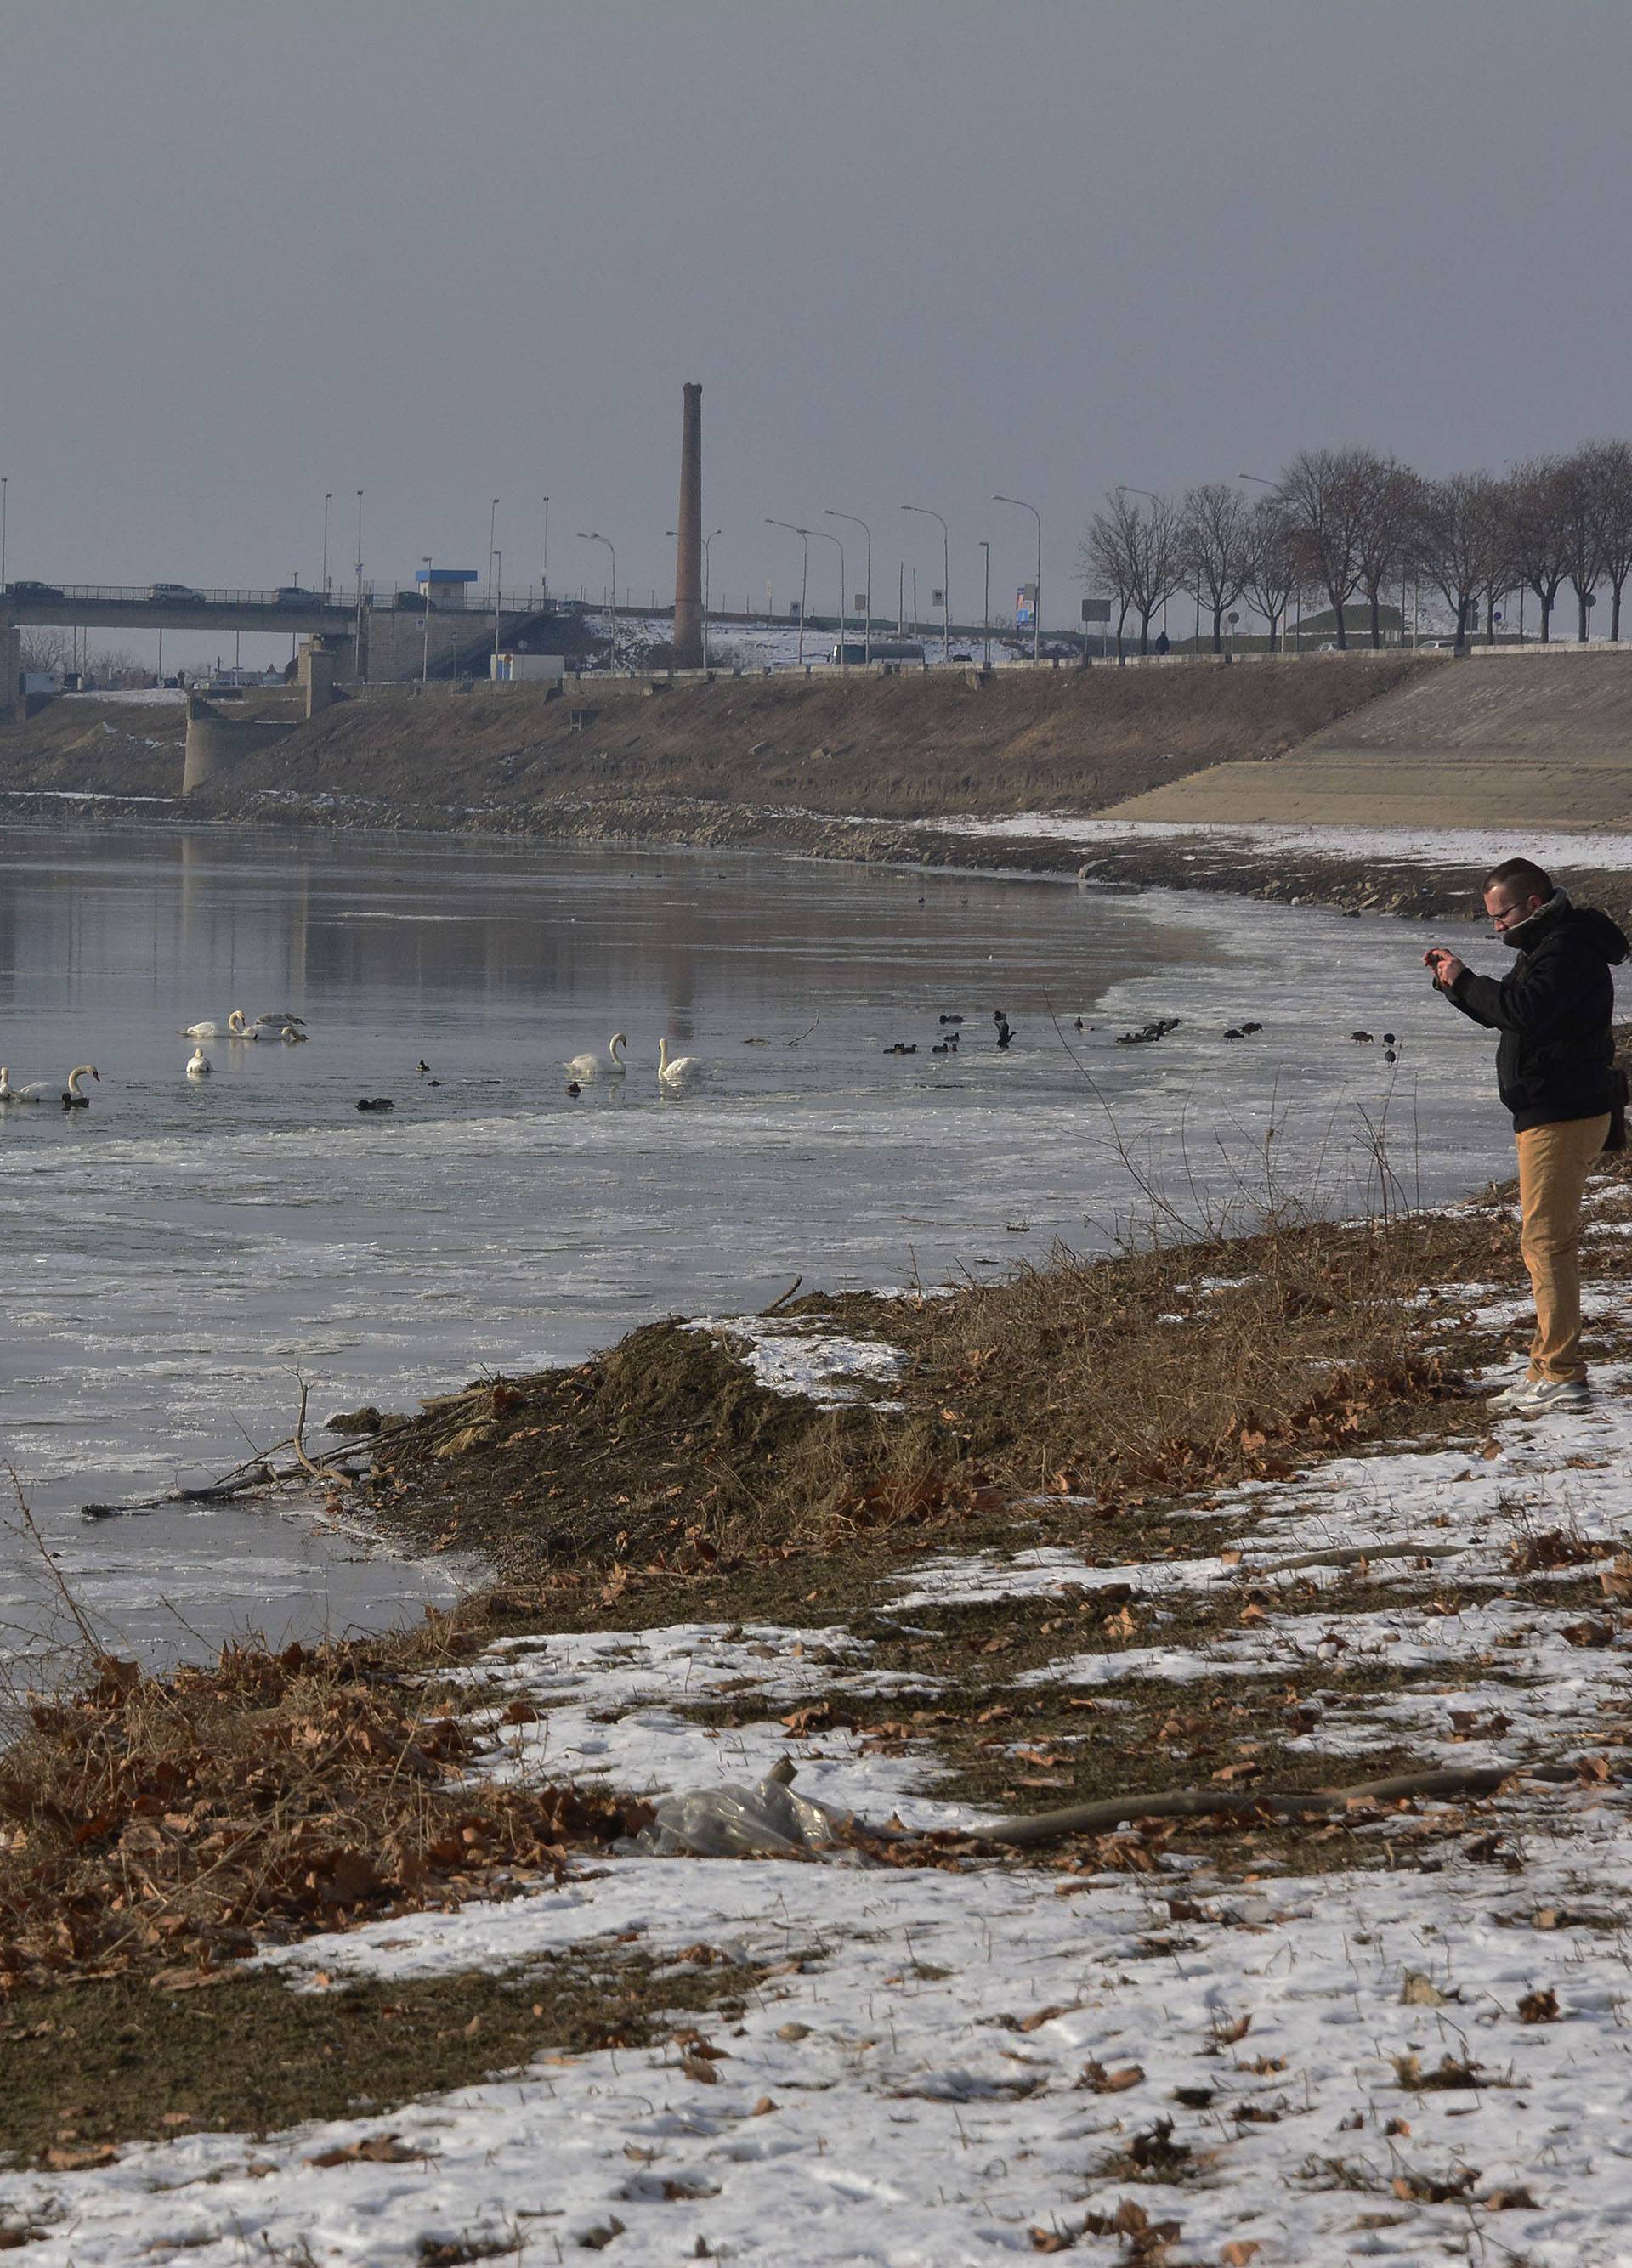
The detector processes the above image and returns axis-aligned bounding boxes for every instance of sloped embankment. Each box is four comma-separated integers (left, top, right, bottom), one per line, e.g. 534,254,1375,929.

1108,648,1632,829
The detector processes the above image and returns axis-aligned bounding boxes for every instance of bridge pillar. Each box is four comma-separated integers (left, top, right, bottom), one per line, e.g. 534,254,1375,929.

298,637,337,718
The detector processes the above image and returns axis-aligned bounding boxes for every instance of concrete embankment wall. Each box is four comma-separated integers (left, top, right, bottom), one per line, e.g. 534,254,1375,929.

1108,647,1632,830
176,651,1430,822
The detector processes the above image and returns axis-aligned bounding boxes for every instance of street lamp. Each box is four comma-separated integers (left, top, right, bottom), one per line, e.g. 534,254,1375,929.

578,532,617,663
321,491,332,597
901,506,949,662
1,475,7,593
809,527,845,670
488,498,500,613
541,495,550,605
825,511,872,661
978,539,991,670
994,495,1041,664
492,550,503,670
765,519,809,666
354,489,365,681
421,555,433,684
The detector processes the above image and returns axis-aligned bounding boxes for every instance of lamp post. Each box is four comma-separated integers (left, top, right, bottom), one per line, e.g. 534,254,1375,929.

541,495,550,606
1,475,7,591
487,498,500,613
901,505,949,662
809,527,845,670
421,556,433,684
321,491,332,597
825,511,872,661
492,549,502,670
765,519,809,666
354,489,365,682
994,495,1041,663
578,533,617,663
1116,486,1166,642
978,539,991,670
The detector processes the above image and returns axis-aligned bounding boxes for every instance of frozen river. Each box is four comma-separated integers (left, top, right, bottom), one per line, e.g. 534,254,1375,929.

0,825,1518,1674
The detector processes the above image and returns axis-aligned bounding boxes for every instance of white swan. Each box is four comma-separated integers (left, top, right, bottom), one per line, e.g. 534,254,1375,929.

252,1010,306,1034
277,1022,308,1044
567,1032,628,1081
657,1036,704,1089
225,1009,264,1041
54,1061,100,1106
187,1045,212,1077
0,1067,13,1103
180,1012,241,1038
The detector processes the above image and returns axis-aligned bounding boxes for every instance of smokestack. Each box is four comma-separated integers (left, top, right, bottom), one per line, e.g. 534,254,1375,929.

672,382,704,668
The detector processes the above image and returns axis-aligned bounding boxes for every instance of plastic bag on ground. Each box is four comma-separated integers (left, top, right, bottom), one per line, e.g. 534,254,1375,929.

626,1773,850,1858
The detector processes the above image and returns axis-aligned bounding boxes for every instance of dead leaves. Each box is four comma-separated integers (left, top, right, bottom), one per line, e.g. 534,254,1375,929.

1078,2058,1145,2093
1517,1986,1561,2023
306,2132,427,2168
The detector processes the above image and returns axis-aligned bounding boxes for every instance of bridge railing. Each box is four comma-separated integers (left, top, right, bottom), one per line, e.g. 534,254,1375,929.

3,583,561,615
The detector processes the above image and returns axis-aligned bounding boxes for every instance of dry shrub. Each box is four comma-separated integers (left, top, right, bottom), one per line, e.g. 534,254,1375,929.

869,1218,1460,1512
0,1638,649,1993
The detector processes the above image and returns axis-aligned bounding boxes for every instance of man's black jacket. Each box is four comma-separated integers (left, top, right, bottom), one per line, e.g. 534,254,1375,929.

1446,896,1629,1131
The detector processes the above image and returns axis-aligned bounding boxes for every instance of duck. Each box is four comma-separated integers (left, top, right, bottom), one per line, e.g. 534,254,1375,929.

60,1066,99,1109
1351,1030,1374,1044
657,1036,704,1089
565,1079,582,1097
567,1033,629,1082
186,1046,212,1077
355,1096,394,1112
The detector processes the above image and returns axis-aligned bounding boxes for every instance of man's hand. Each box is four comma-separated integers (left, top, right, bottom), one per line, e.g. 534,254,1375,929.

1423,947,1465,987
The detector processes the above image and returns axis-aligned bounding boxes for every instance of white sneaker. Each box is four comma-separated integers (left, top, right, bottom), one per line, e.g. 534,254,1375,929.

1487,1378,1538,1413
1509,1377,1592,1417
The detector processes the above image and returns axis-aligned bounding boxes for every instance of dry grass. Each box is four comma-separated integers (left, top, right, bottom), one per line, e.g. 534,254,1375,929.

0,1635,649,1994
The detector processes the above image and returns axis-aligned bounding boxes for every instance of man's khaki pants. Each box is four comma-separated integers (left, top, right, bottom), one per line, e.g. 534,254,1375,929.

1515,1113,1610,1383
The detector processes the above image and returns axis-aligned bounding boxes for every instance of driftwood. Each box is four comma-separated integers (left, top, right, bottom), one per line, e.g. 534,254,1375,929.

986,1761,1597,1848
77,1389,377,1520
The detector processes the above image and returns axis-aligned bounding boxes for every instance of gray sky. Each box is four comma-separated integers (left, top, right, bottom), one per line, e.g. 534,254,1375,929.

3,0,1628,661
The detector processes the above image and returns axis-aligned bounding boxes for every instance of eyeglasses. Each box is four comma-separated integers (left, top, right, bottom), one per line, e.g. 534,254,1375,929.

1488,902,1531,930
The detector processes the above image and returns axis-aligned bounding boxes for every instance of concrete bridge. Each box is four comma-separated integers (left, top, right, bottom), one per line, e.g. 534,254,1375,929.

3,582,359,636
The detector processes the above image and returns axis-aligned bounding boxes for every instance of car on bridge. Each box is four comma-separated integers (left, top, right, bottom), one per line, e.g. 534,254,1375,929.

272,585,312,608
148,582,202,605
5,580,64,602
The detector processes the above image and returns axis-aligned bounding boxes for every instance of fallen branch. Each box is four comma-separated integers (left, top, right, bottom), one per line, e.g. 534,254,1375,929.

759,1276,804,1315
986,1761,1597,1848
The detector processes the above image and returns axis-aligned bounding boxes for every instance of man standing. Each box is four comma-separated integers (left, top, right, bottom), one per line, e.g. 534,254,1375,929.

1425,858,1626,1415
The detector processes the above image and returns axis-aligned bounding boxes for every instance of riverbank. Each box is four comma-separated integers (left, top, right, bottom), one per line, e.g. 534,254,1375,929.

8,1164,1632,2254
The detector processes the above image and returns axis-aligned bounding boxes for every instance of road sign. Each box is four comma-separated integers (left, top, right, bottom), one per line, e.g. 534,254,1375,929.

1080,598,1112,625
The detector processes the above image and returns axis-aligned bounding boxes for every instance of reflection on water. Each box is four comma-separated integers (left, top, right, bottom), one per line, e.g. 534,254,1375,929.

0,826,1508,1671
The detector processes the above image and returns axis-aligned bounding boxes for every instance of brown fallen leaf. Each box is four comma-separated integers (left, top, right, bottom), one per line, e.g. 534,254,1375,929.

1517,1987,1560,2023
681,2053,720,2084
307,2133,425,2168
1220,2243,1262,2266
1079,2059,1145,2094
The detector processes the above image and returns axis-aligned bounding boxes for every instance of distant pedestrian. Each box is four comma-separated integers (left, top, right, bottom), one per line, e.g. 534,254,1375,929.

1425,857,1628,1415
1154,631,1170,656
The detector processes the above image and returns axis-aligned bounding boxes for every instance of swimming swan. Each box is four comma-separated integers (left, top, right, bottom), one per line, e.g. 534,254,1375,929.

657,1036,704,1089
567,1033,628,1081
13,1066,97,1104
252,1010,306,1034
277,1023,308,1044
0,1068,13,1102
58,1066,100,1108
180,1010,252,1039
187,1045,212,1077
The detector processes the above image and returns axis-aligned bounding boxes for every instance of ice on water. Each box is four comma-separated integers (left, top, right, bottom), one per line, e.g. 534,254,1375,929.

0,827,1526,1668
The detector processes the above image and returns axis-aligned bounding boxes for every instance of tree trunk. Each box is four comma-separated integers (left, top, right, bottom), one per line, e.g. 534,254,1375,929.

1454,595,1469,655
1211,605,1223,654
1578,590,1590,642
1613,581,1624,642
1138,607,1152,655
1328,581,1347,648
1539,593,1552,643
1368,587,1382,648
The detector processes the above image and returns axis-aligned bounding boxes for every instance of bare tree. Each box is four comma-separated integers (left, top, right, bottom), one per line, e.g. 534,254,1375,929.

19,627,71,675
1555,447,1603,642
1275,446,1372,648
1506,457,1572,642
1082,490,1184,655
1241,500,1300,651
1415,472,1504,653
1587,438,1632,642
1080,505,1135,660
1352,454,1420,648
1182,484,1252,653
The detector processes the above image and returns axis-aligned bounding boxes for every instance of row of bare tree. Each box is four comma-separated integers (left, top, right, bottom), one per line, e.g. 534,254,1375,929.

1080,443,1632,657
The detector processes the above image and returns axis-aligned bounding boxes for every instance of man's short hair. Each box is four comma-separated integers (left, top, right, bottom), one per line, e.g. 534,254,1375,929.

1483,857,1555,903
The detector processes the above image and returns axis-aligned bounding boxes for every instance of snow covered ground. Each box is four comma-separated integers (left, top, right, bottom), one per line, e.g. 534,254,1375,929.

921,813,1632,868
8,1252,1632,2260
